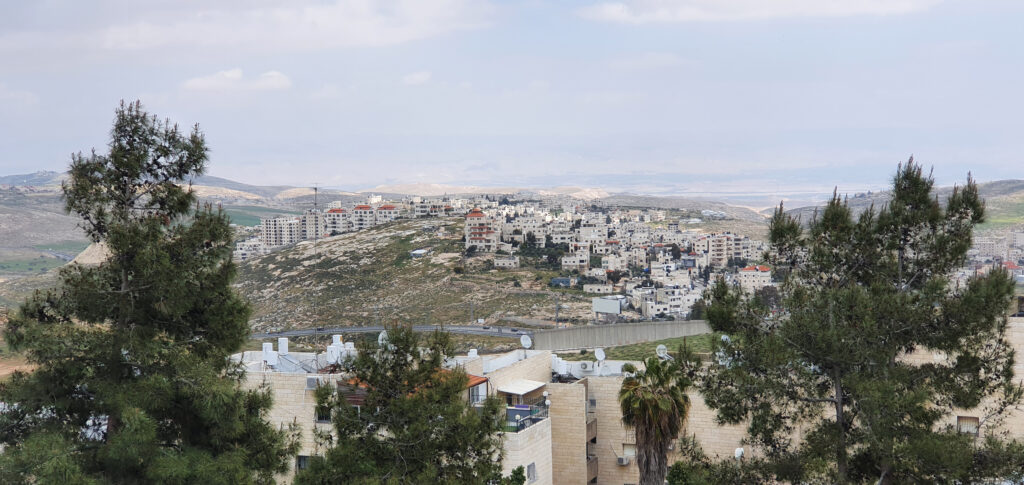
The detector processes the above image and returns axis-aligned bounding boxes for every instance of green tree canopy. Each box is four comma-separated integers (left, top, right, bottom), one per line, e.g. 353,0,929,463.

701,159,1024,483
295,326,516,485
0,101,297,484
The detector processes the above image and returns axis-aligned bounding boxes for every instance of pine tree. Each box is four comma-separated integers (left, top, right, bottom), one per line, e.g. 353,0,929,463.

295,326,518,485
0,101,298,483
701,159,1024,483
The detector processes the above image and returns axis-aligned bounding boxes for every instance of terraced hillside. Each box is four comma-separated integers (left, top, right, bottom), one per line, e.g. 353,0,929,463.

235,217,597,333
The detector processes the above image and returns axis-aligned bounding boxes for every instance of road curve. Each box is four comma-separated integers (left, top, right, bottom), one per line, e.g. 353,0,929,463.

251,325,533,340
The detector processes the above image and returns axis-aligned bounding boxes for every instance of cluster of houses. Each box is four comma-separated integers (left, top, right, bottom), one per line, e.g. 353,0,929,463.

232,194,501,261
959,230,1024,286
463,205,772,320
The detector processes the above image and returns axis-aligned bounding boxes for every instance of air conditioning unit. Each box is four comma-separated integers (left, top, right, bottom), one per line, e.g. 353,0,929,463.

580,362,590,370
617,456,630,466
305,376,321,390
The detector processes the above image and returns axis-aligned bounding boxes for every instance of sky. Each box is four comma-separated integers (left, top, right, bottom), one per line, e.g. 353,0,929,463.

1,0,1023,197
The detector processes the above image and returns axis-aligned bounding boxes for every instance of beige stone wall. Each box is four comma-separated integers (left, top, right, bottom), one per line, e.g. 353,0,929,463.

547,381,589,485
587,375,641,485
462,355,485,378
486,350,552,396
502,416,554,485
587,374,749,484
241,371,343,482
683,392,748,459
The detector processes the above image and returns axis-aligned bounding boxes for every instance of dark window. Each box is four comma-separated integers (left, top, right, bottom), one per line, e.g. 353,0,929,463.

316,406,331,423
296,455,310,470
527,462,537,483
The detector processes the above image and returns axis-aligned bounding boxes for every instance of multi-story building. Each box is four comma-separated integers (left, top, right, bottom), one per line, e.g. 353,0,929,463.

301,209,326,240
465,208,501,252
232,237,266,261
260,217,303,248
561,252,590,272
324,208,351,234
375,204,400,224
737,265,772,293
351,205,376,230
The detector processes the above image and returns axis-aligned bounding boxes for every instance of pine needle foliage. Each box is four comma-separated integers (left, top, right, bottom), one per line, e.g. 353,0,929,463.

701,159,1024,483
0,101,299,484
295,325,520,485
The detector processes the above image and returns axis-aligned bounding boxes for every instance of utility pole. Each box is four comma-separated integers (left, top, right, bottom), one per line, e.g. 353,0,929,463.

312,184,319,328
554,293,561,327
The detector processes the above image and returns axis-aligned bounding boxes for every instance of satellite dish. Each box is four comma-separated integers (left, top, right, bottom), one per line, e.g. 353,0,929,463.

377,331,389,347
594,348,606,362
520,334,533,349
599,365,612,376
655,344,668,358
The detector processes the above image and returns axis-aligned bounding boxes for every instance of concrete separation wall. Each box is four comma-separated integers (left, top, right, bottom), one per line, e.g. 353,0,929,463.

531,320,711,350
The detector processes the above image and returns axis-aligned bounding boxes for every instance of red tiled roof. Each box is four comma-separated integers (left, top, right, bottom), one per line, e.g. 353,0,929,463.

327,208,345,213
466,374,488,388
354,205,372,210
1004,261,1022,270
378,205,396,210
740,265,771,272
466,208,485,218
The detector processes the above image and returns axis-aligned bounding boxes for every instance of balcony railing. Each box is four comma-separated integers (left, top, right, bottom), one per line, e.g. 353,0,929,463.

502,397,550,433
586,454,599,481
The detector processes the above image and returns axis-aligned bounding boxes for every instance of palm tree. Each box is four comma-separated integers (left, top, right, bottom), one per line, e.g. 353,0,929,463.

619,354,692,485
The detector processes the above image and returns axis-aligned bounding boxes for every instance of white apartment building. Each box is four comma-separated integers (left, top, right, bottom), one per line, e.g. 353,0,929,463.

324,208,351,234
561,252,590,272
233,237,267,261
351,205,376,230
261,217,304,248
375,204,400,224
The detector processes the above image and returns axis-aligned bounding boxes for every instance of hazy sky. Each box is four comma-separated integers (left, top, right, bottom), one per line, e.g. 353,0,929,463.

1,0,1022,195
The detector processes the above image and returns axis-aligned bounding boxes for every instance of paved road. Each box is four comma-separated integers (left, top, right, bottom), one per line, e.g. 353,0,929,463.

252,325,533,340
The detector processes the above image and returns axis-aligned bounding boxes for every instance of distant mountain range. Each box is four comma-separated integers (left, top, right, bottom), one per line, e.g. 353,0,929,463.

777,179,1024,230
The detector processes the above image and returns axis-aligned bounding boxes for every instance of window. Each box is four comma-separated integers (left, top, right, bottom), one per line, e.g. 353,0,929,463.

470,383,486,404
296,455,310,471
957,416,980,436
526,462,537,483
623,443,636,457
316,406,331,423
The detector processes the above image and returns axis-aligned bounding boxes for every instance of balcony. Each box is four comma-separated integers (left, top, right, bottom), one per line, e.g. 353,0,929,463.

586,454,599,482
502,398,550,433
586,416,597,442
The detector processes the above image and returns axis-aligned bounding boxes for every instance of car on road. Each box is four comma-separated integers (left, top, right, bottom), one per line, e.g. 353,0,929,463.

482,326,491,330
510,328,519,333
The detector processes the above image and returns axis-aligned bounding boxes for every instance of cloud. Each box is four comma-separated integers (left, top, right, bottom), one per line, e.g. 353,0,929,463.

0,83,37,105
402,71,432,85
181,69,292,92
579,0,943,23
94,0,491,52
609,52,685,69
